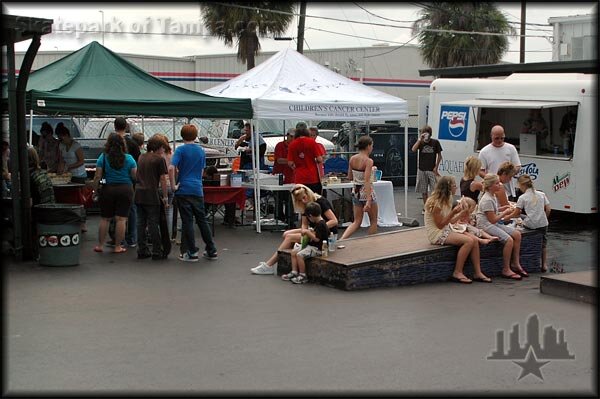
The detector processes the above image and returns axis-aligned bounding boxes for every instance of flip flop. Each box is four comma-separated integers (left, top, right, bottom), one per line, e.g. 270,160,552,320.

93,246,103,253
448,276,472,284
501,272,522,280
113,246,127,254
472,276,493,283
512,268,529,277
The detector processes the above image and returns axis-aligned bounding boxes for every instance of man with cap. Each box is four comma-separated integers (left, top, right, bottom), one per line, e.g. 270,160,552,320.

287,121,324,195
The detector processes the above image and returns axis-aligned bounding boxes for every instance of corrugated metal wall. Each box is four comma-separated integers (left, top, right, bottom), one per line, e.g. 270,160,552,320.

190,45,432,116
6,45,432,120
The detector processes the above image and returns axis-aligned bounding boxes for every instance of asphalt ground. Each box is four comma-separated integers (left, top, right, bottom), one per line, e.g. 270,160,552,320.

4,186,597,395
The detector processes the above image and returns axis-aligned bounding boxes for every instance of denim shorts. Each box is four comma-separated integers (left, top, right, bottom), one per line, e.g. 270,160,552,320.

483,222,516,243
529,225,548,248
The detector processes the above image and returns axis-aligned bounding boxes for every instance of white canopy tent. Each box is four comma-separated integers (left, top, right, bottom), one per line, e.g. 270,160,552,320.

203,48,410,232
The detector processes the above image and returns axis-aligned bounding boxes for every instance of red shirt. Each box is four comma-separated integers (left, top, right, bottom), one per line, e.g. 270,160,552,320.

273,140,293,184
287,136,321,185
315,141,326,179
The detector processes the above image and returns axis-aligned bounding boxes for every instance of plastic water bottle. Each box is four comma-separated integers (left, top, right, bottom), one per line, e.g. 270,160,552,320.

328,232,336,252
322,240,329,257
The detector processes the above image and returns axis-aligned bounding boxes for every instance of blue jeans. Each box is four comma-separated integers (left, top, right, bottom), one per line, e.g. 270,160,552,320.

165,189,175,238
125,201,137,245
136,204,162,257
176,194,217,256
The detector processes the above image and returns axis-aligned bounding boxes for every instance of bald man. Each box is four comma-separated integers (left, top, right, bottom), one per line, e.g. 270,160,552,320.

478,125,521,200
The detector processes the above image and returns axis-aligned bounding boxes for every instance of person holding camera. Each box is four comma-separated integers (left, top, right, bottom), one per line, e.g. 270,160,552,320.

234,122,266,170
411,125,443,213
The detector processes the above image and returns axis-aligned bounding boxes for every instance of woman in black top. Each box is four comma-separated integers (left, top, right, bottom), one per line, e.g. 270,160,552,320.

460,156,484,203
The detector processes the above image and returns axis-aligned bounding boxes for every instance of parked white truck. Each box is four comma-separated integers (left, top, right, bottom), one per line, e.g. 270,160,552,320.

425,73,596,214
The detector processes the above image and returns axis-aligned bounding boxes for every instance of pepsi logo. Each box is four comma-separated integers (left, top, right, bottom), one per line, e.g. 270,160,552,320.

47,236,58,247
449,116,466,137
439,106,469,142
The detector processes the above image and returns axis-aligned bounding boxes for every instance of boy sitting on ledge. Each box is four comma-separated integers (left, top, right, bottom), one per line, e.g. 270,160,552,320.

282,201,329,284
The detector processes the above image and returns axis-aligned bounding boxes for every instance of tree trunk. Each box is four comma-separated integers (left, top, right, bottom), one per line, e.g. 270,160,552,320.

246,35,256,70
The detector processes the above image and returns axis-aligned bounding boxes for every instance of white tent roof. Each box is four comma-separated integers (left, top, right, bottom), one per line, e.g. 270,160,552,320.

203,48,408,121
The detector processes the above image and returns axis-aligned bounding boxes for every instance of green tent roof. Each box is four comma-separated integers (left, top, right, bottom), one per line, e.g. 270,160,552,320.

4,41,252,118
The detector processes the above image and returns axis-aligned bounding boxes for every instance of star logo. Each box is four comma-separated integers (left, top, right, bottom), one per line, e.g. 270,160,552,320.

513,347,550,381
487,314,575,382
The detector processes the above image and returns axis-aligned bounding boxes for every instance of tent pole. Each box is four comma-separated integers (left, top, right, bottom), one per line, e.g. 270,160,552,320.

172,118,176,149
252,119,261,233
29,110,33,145
404,123,408,217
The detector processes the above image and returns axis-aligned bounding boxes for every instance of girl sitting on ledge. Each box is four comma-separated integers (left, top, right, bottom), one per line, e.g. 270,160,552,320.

424,176,492,284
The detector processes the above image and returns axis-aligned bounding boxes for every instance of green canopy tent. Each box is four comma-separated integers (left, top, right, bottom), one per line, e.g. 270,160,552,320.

2,40,252,261
2,41,252,118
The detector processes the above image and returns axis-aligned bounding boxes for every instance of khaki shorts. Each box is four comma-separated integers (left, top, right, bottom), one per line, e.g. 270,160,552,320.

416,170,437,194
294,244,322,259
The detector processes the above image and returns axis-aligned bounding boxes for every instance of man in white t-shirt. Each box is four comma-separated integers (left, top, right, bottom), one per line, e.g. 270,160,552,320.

478,125,521,200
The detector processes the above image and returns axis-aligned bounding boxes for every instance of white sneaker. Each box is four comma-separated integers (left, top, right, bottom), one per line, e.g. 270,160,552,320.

251,262,274,275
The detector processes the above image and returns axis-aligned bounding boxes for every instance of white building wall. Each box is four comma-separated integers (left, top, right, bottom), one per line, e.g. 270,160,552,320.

549,13,597,61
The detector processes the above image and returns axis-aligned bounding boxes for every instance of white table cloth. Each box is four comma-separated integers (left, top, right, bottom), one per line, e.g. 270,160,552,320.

361,180,401,227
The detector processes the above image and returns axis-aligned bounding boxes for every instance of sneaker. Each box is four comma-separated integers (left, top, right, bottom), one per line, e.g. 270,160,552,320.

251,262,274,275
281,271,298,281
178,252,199,262
291,274,309,284
126,242,137,248
203,251,218,260
190,250,199,258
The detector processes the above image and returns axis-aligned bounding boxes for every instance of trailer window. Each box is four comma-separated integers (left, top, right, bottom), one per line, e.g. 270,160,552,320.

476,106,578,158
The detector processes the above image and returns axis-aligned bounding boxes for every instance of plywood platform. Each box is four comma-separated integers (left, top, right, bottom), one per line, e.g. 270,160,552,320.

277,227,543,290
540,271,597,304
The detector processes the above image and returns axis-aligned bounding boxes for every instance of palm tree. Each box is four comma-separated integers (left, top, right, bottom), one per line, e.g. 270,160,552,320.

201,2,295,70
412,2,515,68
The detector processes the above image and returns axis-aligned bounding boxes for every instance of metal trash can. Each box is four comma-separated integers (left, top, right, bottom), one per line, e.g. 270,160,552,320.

33,204,85,266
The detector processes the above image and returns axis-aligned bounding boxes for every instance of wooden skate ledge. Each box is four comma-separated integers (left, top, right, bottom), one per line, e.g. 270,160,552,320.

277,227,543,290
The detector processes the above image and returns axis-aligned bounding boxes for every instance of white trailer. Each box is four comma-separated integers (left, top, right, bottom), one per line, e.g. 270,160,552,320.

426,73,597,214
